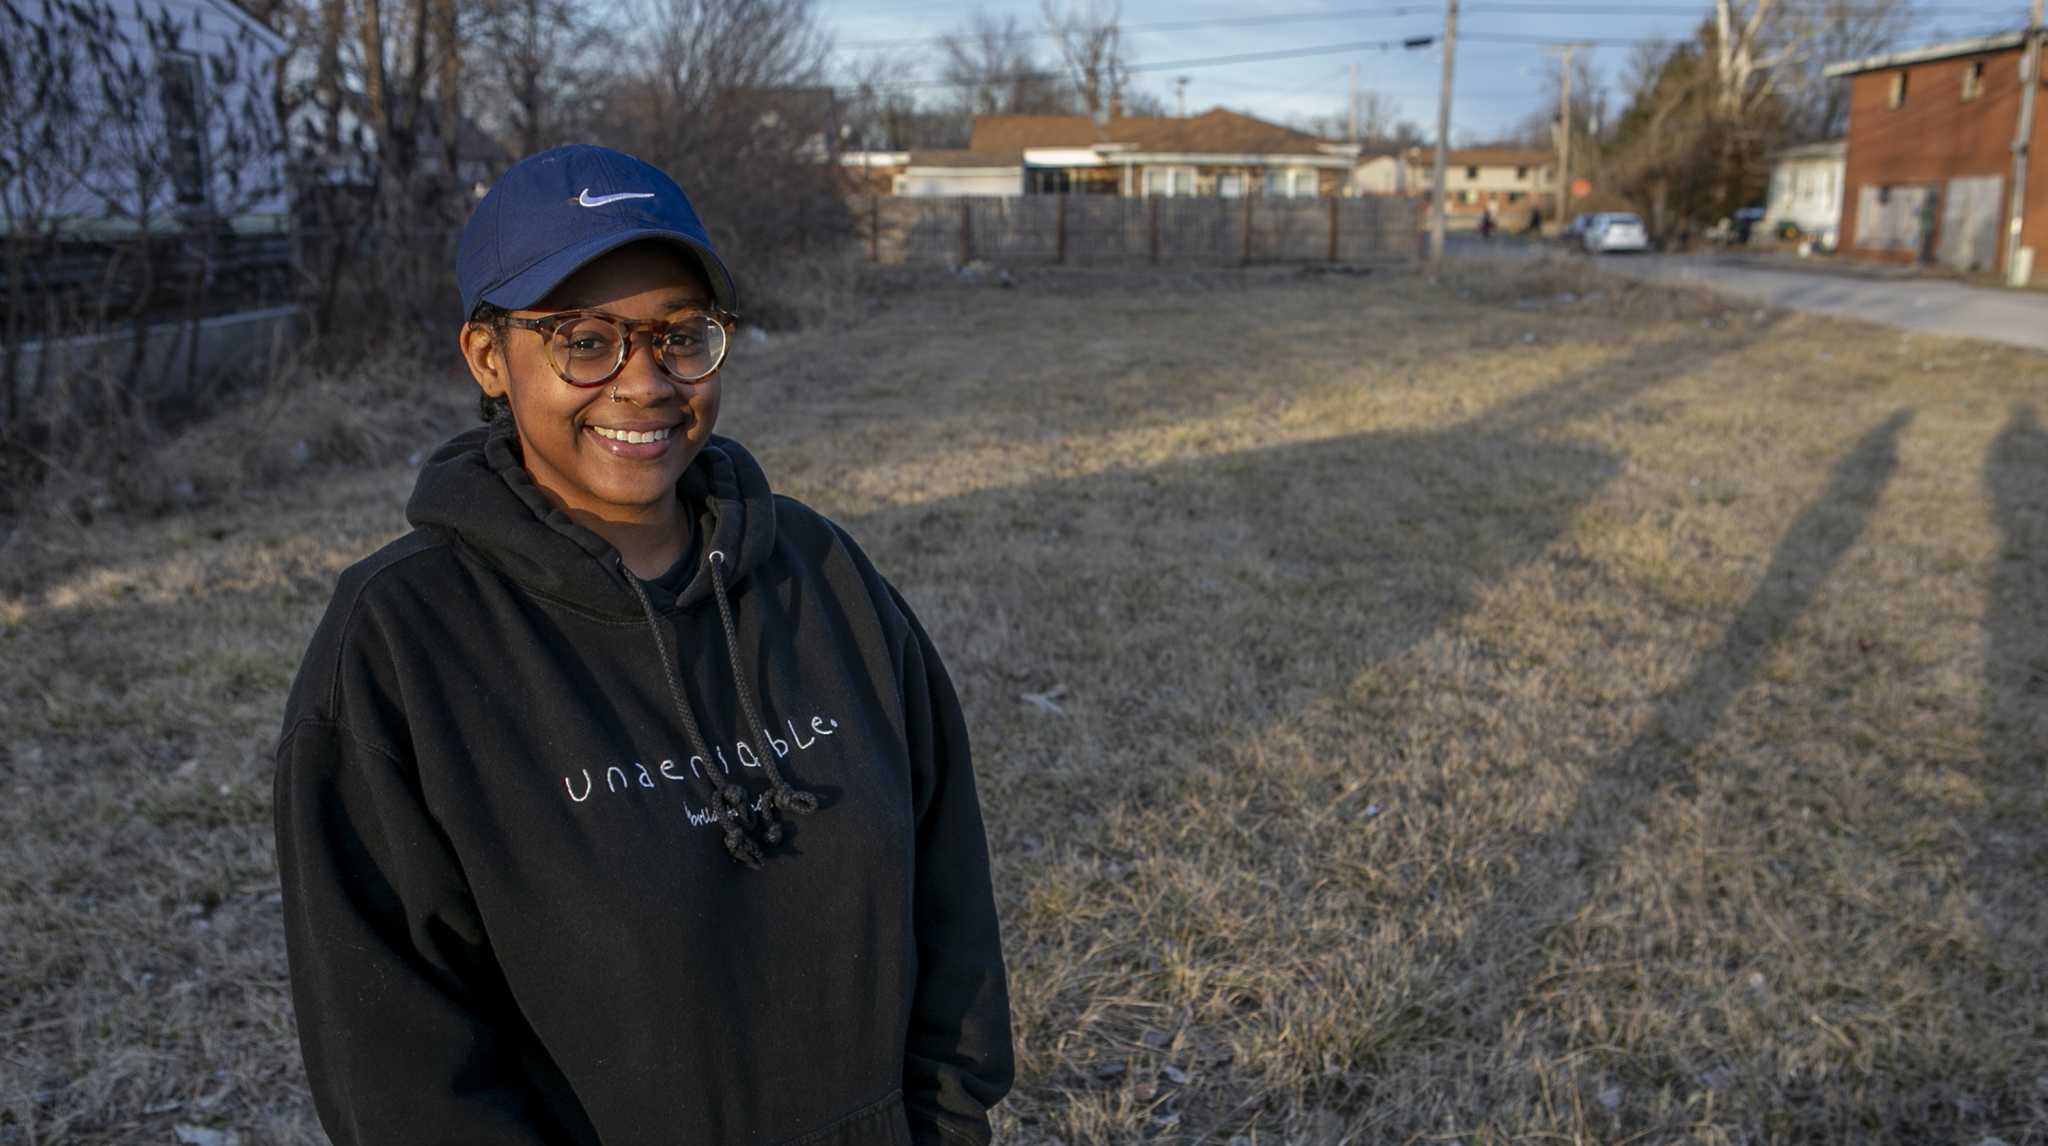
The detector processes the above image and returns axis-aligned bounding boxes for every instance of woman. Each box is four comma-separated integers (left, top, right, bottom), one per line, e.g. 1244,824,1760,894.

273,144,1014,1145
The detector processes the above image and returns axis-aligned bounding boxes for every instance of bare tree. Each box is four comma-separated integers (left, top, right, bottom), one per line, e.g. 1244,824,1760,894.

467,0,593,155
1041,0,1125,122
586,0,851,283
1296,91,1409,144
1774,0,1914,139
938,11,1069,122
841,51,966,149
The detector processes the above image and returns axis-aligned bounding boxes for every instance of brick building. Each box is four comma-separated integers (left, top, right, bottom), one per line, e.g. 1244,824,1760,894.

1824,30,2046,279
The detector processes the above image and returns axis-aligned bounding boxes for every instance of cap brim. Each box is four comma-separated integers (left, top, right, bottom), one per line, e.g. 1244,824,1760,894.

481,228,738,314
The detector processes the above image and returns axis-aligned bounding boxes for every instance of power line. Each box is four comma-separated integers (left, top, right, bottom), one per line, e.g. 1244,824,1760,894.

833,1,2030,52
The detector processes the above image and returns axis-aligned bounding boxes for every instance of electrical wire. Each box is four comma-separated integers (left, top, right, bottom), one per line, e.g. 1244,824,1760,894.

833,1,2030,52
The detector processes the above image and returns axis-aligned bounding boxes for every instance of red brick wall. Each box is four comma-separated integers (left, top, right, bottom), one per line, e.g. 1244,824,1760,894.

1839,42,2047,274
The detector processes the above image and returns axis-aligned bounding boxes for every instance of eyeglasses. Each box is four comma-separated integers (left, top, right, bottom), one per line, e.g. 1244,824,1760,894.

498,307,737,386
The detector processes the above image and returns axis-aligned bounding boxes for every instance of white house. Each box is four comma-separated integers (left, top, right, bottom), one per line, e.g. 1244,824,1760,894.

4,0,294,412
1353,148,1557,221
5,0,290,232
1760,140,1846,248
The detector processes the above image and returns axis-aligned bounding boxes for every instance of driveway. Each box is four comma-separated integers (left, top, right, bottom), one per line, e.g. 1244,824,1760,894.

1601,255,2048,353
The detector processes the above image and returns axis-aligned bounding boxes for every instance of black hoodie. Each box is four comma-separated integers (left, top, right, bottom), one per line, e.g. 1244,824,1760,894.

272,416,1013,1145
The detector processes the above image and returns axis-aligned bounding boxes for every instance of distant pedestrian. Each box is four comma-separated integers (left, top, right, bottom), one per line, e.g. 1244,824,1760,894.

1526,206,1544,235
272,144,1014,1146
1480,207,1496,240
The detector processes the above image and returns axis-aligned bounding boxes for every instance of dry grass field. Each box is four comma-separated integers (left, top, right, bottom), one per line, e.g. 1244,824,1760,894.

3,258,2045,1144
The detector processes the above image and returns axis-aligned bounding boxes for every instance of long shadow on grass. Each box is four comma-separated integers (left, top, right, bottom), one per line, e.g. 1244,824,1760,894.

1419,409,1910,1121
847,319,1783,735
839,315,1779,1096
1978,405,2048,930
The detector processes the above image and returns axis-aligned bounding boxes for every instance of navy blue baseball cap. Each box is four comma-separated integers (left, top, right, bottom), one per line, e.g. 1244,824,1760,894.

456,144,737,317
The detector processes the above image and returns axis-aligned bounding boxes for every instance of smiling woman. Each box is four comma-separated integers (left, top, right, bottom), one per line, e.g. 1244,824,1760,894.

271,144,1013,1146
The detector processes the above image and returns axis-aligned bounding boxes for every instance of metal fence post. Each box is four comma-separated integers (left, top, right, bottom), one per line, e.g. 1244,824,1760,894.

958,198,973,265
1328,196,1340,262
1149,197,1161,264
868,192,879,263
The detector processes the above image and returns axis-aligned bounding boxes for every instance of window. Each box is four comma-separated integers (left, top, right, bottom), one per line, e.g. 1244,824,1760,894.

1465,165,1479,179
1263,167,1317,198
1962,60,1984,101
1888,71,1908,109
1142,166,1196,197
157,51,207,207
1515,165,1529,179
1216,172,1244,198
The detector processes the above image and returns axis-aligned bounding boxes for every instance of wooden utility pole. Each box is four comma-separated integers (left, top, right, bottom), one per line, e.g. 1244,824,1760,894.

1349,64,1361,143
1428,0,1459,270
2007,0,2044,285
1551,44,1577,225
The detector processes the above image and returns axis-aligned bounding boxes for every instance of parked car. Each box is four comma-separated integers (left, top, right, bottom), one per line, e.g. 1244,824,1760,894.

1562,213,1595,242
1582,212,1650,253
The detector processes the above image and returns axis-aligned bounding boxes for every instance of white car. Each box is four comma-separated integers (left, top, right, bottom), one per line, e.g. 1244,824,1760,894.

1582,212,1650,253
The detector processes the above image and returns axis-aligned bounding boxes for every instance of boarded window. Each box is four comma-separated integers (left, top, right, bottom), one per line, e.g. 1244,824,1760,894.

1855,183,1936,252
1888,71,1908,109
1962,60,1984,101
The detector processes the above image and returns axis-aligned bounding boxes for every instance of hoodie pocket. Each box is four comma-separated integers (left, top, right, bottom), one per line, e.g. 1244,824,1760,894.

782,1089,912,1146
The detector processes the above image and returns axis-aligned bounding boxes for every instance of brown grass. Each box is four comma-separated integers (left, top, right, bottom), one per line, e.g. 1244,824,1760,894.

3,258,2045,1144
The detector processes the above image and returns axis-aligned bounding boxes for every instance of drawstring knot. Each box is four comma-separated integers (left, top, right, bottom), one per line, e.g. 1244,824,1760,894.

617,548,819,868
707,550,820,844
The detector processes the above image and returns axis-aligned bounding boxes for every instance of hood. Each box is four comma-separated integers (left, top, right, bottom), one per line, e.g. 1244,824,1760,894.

406,415,778,619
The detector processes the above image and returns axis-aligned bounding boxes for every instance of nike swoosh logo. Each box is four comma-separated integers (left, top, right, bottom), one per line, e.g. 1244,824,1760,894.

577,188,656,208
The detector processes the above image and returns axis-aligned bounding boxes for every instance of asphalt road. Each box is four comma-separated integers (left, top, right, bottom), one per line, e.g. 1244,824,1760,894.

1613,256,2048,353
1447,237,2048,353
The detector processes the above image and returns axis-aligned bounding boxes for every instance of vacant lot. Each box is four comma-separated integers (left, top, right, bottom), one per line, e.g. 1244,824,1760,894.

4,260,2044,1144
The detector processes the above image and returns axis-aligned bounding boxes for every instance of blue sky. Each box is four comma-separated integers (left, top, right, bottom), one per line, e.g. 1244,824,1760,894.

815,0,2034,140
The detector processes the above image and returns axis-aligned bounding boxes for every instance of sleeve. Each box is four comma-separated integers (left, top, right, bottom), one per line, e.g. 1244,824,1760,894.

888,585,1016,1146
273,716,589,1146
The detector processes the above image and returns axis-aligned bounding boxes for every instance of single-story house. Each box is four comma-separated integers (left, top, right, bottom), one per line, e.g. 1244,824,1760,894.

1760,139,1846,246
1824,30,2045,280
840,108,1360,198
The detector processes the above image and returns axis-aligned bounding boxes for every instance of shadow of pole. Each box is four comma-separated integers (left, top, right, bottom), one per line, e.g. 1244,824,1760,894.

1976,403,2048,932
1435,408,1913,1039
1985,404,2047,765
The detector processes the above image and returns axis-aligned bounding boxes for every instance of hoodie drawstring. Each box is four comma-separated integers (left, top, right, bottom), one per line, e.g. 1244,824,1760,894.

620,564,762,869
707,551,820,843
617,551,817,867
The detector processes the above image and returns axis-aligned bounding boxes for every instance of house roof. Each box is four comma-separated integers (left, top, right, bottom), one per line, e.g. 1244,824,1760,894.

906,149,1023,169
202,0,288,52
1822,30,2028,77
970,115,1100,153
1109,108,1336,156
1772,139,1846,161
961,108,1344,160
